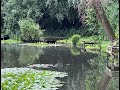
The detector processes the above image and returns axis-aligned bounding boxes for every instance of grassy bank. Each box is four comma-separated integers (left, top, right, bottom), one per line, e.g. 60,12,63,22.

1,39,21,44
85,41,110,52
57,36,111,52
1,37,111,52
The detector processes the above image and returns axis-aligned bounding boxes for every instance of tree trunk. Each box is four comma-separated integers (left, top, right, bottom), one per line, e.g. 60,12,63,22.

88,0,116,42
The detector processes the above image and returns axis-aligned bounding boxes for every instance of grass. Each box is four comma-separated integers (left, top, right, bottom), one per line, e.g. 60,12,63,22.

100,41,111,51
57,36,111,52
1,39,21,44
85,41,110,52
1,37,111,52
57,36,97,44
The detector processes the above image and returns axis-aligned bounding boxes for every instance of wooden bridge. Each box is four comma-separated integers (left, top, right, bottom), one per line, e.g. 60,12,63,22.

81,41,100,49
22,37,68,43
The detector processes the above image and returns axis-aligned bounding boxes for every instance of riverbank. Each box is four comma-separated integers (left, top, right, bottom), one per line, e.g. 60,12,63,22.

1,37,111,52
57,36,111,52
1,39,69,47
1,39,21,44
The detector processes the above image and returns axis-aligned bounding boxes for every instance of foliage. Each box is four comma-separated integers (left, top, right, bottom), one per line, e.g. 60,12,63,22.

71,34,81,45
18,18,43,41
1,0,85,38
1,0,119,40
103,0,119,36
85,0,119,40
57,36,110,52
85,8,100,36
1,0,43,38
84,55,106,90
107,78,119,90
1,68,68,90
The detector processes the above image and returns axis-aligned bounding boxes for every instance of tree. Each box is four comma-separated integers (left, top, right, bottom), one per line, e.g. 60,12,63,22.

87,0,117,42
1,0,118,39
1,0,44,38
18,18,43,41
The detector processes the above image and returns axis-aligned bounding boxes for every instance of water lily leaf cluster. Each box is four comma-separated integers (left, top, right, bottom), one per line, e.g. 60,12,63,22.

1,68,68,90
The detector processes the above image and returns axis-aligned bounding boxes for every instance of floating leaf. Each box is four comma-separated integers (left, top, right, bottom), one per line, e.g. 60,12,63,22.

1,68,68,90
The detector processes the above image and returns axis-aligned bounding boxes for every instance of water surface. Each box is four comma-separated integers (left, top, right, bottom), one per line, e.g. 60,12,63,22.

1,43,119,90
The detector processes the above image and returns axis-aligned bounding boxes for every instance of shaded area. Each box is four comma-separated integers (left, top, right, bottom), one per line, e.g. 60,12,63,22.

1,35,10,40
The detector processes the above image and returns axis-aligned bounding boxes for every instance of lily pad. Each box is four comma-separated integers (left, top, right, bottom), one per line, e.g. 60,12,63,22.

1,68,68,90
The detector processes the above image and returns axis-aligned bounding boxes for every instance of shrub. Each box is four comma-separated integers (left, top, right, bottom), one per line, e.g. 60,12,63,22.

18,18,43,41
71,34,81,46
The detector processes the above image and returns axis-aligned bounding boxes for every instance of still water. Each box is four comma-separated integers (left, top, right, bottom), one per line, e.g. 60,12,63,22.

1,43,119,90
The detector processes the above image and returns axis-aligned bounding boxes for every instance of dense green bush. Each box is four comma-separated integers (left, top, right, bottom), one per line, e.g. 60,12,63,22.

71,34,81,46
18,18,43,41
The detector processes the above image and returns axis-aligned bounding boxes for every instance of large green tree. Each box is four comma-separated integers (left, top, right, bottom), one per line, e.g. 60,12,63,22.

87,0,117,42
1,0,119,39
1,0,44,38
1,0,85,37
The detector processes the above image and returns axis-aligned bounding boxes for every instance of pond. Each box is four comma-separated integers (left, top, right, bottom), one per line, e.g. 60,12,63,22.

1,43,119,90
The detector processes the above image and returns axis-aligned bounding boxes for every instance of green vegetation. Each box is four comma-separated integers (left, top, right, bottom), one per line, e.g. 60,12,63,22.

1,0,118,39
1,36,110,52
18,18,43,41
1,39,21,44
85,41,110,52
1,0,119,89
71,34,81,46
1,68,68,90
57,36,111,52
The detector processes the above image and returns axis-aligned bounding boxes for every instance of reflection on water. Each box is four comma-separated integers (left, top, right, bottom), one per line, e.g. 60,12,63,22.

1,44,119,90
70,47,81,56
18,46,44,66
1,44,44,68
97,72,111,90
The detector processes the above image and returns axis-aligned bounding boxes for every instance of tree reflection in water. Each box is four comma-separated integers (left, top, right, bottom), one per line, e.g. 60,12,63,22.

18,46,44,66
1,44,44,68
70,46,80,56
97,53,119,90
